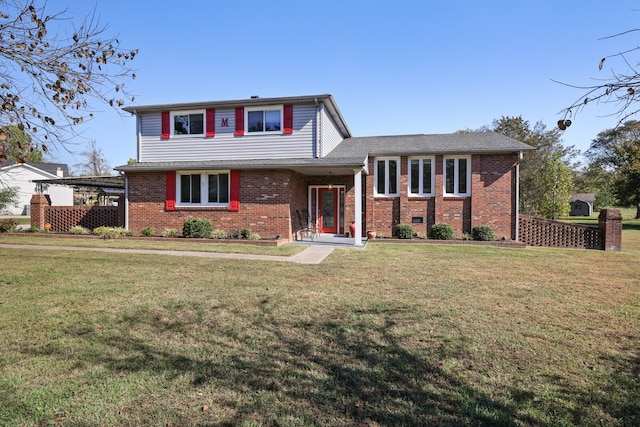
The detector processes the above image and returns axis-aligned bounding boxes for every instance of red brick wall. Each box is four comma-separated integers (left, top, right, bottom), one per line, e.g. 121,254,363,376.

365,153,519,239
470,153,519,239
598,208,622,251
127,170,304,239
125,152,519,241
46,206,123,232
519,214,602,249
519,209,622,251
31,194,124,232
440,197,471,236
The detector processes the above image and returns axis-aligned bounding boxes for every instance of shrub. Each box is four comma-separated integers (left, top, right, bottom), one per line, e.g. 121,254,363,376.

24,225,39,233
248,232,260,240
162,228,178,237
93,226,131,239
394,223,416,239
429,223,455,240
182,218,213,238
210,229,228,239
472,225,494,241
0,219,17,233
141,226,155,237
239,227,251,239
69,225,90,235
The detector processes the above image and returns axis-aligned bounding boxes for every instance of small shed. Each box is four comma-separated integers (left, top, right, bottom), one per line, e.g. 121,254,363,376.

569,193,595,216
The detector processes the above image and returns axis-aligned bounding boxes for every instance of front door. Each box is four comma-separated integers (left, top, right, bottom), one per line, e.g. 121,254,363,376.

318,188,338,233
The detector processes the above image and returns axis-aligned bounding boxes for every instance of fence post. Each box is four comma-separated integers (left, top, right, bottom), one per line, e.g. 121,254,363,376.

30,194,50,231
598,208,623,252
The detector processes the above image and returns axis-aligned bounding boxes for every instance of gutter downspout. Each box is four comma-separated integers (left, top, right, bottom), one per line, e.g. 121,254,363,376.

315,98,323,158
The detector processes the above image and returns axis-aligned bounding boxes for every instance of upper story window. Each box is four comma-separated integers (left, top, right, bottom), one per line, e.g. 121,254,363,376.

177,171,229,206
374,157,400,196
444,156,471,196
409,157,434,196
246,106,282,133
172,111,204,136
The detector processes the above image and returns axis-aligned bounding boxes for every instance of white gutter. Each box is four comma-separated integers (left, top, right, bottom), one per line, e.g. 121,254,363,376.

315,98,323,158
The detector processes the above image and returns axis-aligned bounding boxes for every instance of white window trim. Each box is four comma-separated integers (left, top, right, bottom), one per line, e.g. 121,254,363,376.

176,170,230,207
171,110,205,137
374,157,401,197
443,155,471,197
245,105,283,134
408,156,435,197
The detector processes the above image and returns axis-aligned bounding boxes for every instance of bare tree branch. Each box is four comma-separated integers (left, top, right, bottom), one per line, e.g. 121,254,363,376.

0,0,137,160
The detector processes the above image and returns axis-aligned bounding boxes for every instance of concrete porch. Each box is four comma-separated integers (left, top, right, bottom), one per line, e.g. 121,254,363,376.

291,233,368,249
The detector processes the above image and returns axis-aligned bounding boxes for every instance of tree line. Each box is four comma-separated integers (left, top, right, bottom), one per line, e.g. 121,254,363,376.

484,116,640,220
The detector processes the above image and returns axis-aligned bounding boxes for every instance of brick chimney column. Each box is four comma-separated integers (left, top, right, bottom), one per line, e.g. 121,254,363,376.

598,208,623,252
30,194,50,230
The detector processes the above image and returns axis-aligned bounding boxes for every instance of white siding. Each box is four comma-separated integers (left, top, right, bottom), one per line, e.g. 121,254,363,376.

140,113,161,137
138,105,317,162
0,166,73,214
319,106,344,157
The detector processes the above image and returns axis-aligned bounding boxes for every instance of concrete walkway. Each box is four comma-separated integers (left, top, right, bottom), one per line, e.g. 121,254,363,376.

0,243,335,264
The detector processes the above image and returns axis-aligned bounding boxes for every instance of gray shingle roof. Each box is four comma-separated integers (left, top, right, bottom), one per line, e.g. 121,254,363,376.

116,132,533,175
1,161,69,176
325,132,534,159
115,157,366,177
569,193,596,203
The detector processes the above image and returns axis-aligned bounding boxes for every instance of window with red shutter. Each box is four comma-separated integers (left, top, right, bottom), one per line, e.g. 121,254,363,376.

229,170,240,211
235,107,244,136
283,104,293,134
161,111,171,139
206,109,215,137
165,171,176,210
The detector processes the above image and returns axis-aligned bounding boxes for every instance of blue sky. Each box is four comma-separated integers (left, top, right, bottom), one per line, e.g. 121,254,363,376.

49,0,640,171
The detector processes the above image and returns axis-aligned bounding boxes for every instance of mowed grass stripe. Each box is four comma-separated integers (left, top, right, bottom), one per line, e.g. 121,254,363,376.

0,227,638,425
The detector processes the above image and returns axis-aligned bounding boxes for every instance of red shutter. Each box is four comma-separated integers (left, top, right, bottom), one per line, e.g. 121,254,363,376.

206,109,215,137
165,171,176,211
235,107,244,136
283,104,293,134
161,111,171,139
229,170,240,211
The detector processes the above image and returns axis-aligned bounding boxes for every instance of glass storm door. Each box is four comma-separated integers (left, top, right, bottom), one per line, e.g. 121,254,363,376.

318,188,338,233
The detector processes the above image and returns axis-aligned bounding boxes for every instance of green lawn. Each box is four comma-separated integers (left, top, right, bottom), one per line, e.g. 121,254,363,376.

0,221,638,426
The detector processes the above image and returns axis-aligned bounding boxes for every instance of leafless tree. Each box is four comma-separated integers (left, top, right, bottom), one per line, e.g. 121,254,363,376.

0,0,137,161
74,140,111,176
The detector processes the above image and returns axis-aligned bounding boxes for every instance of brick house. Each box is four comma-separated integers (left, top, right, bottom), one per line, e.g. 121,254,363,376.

116,94,534,245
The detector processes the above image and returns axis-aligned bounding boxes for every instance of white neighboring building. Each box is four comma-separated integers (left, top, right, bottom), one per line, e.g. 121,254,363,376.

0,162,73,215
